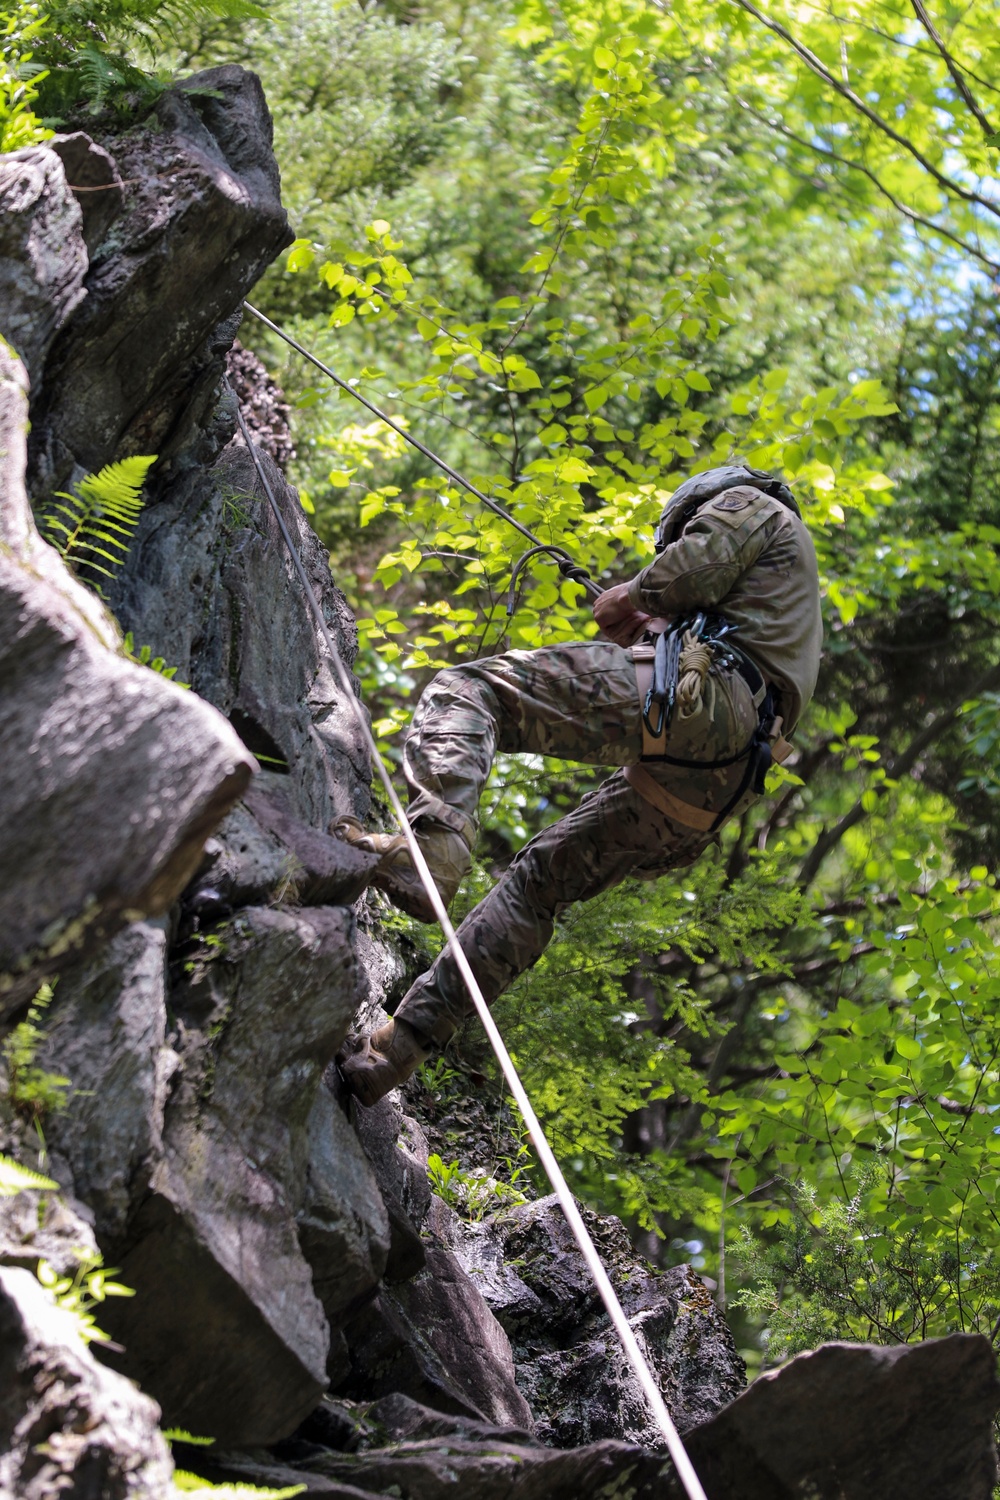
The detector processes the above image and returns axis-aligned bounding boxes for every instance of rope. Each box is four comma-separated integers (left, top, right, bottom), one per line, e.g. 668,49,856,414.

677,631,713,719
230,392,709,1500
242,301,603,603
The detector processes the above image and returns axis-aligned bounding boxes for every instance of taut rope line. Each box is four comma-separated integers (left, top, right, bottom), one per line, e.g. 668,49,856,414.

242,301,602,603
230,392,709,1500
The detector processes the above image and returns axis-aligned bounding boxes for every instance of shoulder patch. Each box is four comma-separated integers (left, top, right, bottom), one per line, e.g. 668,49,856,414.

713,492,751,512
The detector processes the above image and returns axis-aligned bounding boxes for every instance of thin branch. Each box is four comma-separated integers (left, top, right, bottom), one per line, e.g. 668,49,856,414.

805,0,1000,99
738,101,1000,274
909,0,994,139
730,0,1000,224
799,658,1000,888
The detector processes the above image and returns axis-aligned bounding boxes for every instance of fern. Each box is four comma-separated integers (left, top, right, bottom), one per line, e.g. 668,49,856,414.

40,454,155,596
0,1153,58,1196
173,1476,305,1498
123,632,190,688
2,982,72,1124
9,0,268,121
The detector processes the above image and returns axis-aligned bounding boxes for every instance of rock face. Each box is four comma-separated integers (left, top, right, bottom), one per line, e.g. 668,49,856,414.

171,1337,1000,1500
226,338,296,468
0,1267,174,1499
0,339,255,1018
0,147,87,388
27,65,292,497
676,1333,1000,1500
444,1194,745,1447
1,66,384,1444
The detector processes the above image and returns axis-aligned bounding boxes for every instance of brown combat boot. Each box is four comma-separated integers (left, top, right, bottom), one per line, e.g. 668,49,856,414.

338,1018,430,1108
333,816,471,924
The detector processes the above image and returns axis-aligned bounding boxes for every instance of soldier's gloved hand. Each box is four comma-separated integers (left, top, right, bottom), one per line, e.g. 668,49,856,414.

593,582,650,648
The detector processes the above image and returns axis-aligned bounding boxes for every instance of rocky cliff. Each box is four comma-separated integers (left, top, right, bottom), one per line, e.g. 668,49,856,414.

1,66,998,1500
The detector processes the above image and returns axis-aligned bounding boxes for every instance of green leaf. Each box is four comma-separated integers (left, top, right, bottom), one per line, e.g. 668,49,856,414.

0,1155,57,1196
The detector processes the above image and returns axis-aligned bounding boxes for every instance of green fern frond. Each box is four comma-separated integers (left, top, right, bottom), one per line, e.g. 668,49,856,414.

0,1153,58,1197
123,631,191,688
40,454,156,597
72,44,131,107
173,1474,305,1498
151,0,266,30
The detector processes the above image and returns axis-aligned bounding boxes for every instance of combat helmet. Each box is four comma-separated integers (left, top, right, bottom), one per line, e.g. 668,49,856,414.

654,465,799,552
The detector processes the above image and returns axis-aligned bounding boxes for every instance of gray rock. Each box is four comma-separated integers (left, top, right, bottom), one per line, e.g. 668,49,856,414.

226,338,295,469
0,1188,99,1279
353,1094,431,1283
299,1082,391,1383
444,1194,745,1447
110,440,372,835
98,905,363,1445
0,58,389,1456
28,66,292,495
360,1391,534,1447
49,132,124,254
678,1333,1000,1500
193,780,376,914
38,920,172,1242
0,344,255,1017
242,780,376,904
341,1241,535,1431
0,146,87,387
0,1266,174,1498
179,1433,674,1499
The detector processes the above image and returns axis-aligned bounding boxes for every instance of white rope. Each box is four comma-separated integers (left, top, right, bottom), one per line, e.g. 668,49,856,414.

231,396,709,1500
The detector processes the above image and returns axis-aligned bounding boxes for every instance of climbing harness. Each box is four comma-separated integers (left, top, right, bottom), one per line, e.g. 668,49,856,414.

242,303,601,606
628,613,793,833
230,389,709,1500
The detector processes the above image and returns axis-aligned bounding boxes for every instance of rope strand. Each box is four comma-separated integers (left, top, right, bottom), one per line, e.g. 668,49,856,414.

242,301,602,602
230,391,709,1500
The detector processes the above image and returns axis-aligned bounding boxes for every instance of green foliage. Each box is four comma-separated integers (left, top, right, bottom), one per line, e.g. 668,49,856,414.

707,861,1000,1340
39,455,155,597
1,983,71,1125
122,631,190,687
0,5,52,149
36,1248,135,1344
732,1165,1000,1360
173,1475,305,1498
426,1150,529,1220
9,0,266,121
0,1153,58,1196
0,1128,133,1346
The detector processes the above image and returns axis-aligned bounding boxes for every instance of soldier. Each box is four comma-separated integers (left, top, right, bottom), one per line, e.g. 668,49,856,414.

336,465,822,1106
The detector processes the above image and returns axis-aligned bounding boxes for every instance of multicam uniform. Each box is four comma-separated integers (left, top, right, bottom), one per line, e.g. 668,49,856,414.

388,472,823,1049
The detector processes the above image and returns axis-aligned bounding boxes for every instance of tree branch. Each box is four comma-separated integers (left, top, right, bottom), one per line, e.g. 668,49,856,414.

730,0,1000,224
799,659,1000,888
908,0,994,140
737,101,1000,274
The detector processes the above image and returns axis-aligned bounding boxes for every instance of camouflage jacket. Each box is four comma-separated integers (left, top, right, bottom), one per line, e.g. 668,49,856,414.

626,485,822,731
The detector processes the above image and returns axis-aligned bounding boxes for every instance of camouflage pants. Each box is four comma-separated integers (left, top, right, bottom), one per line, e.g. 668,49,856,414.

393,640,760,1046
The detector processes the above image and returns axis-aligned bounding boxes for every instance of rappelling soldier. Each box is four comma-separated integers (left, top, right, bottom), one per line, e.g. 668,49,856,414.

336,465,823,1106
